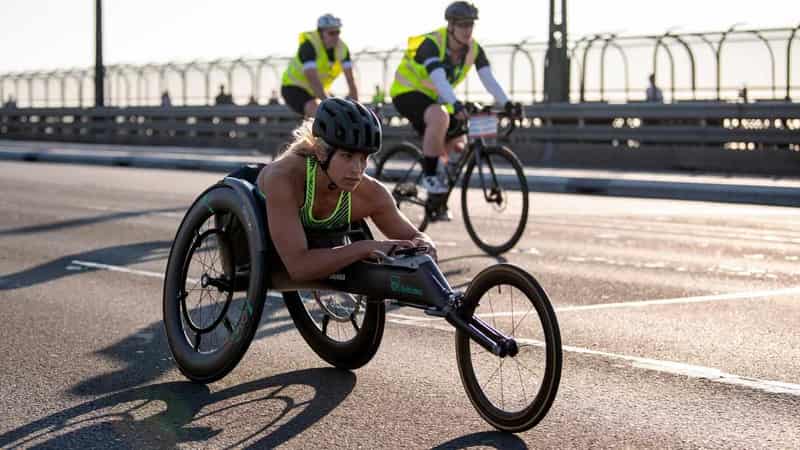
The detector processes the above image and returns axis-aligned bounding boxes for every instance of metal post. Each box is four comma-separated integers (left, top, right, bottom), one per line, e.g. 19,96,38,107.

94,0,105,107
543,0,570,102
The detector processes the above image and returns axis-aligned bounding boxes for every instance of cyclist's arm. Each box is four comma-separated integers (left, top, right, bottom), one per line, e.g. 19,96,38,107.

261,167,378,281
474,45,509,105
342,50,358,100
298,41,328,99
415,38,460,108
303,69,328,99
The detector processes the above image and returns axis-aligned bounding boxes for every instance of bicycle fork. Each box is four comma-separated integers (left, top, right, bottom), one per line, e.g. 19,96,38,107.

426,295,519,358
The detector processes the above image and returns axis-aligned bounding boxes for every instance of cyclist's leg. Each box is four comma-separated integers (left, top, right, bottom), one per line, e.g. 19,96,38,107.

281,85,314,117
422,104,449,172
445,134,467,153
303,98,322,118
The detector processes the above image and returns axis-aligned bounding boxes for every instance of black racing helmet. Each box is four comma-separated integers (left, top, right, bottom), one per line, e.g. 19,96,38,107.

312,97,382,154
445,1,479,21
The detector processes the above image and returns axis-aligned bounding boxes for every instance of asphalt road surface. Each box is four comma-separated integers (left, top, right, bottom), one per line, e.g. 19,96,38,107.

1,161,798,449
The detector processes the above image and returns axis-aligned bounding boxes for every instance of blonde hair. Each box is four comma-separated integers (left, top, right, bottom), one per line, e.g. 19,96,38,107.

277,118,324,160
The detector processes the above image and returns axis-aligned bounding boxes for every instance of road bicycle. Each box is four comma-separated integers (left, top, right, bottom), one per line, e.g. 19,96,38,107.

374,103,528,256
162,164,561,432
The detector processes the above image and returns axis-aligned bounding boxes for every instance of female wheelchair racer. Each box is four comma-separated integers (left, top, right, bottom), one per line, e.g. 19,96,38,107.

162,98,562,432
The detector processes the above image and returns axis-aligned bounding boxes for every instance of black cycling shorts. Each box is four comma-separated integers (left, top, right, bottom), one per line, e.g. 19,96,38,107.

281,85,314,116
392,91,466,139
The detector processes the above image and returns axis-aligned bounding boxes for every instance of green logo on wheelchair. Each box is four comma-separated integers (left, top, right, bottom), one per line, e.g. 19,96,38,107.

390,275,422,297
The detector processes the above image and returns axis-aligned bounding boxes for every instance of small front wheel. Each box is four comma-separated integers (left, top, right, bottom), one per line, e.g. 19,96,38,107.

461,145,529,255
456,264,562,433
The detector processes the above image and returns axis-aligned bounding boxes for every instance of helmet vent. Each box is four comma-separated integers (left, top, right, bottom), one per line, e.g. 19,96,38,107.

335,125,345,140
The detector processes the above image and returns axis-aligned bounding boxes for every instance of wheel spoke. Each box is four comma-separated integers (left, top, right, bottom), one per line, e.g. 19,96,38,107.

510,355,541,378
510,306,535,337
479,356,505,392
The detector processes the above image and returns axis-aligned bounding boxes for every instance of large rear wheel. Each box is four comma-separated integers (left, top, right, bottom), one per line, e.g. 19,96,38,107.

283,223,386,370
163,185,267,383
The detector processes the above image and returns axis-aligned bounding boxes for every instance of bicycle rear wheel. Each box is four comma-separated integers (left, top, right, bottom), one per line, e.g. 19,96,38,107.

374,142,429,231
455,264,562,433
461,145,529,255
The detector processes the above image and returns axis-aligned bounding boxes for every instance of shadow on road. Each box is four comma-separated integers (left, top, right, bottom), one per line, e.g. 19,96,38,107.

432,431,529,449
0,207,185,237
0,369,355,449
0,240,171,291
70,296,299,397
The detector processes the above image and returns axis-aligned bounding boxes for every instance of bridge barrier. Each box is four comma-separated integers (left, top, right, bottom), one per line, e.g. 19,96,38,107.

1,102,798,175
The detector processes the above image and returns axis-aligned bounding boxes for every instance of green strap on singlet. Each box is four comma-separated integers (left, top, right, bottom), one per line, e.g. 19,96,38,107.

299,157,351,230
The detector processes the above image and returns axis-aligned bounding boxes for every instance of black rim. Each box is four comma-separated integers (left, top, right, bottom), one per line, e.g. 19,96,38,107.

457,266,561,431
178,226,236,347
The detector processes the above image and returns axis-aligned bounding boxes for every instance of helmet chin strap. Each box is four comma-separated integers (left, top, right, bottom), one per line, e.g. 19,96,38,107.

317,154,339,190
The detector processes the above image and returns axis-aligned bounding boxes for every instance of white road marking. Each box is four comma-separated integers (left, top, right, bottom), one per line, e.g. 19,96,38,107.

72,260,171,281
556,287,800,312
68,259,800,396
558,344,800,396
385,319,800,397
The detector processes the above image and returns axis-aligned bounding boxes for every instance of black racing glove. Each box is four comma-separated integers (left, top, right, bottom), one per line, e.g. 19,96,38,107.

452,100,465,116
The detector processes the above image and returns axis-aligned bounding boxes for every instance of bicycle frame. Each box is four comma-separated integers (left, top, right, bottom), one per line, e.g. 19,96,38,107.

269,254,519,358
438,135,505,205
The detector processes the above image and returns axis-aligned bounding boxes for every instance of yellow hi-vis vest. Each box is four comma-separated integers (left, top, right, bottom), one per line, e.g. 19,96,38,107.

281,30,349,95
390,27,478,103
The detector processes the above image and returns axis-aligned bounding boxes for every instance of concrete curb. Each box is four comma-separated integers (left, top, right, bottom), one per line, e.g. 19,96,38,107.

2,148,799,207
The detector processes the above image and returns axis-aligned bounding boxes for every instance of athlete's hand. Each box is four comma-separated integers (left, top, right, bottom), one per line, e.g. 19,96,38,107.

453,100,468,121
411,235,438,262
361,239,415,261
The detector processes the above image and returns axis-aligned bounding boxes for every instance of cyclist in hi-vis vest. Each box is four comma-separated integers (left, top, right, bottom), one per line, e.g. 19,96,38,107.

390,2,513,203
281,14,359,117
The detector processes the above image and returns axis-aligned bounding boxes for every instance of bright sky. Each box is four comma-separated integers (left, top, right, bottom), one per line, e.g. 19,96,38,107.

0,0,795,73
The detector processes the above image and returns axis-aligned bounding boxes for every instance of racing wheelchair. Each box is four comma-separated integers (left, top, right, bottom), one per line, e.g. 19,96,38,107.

162,164,562,432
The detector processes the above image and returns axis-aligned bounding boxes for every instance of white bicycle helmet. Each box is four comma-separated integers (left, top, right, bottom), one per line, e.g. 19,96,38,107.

317,14,342,29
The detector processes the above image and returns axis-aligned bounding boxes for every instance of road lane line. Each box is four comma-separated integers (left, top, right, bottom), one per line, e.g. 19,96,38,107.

557,343,800,396
385,318,800,397
69,259,800,396
556,287,800,312
388,286,800,321
72,260,172,280
72,259,800,314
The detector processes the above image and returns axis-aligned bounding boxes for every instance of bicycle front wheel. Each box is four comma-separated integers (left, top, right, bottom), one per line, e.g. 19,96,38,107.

374,142,428,231
455,264,562,433
461,145,529,255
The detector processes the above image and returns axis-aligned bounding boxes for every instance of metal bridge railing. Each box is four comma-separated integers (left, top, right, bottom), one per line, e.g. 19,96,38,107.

2,102,798,174
1,24,798,107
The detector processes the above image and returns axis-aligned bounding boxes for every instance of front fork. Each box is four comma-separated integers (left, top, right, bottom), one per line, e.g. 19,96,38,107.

473,144,503,205
427,292,519,358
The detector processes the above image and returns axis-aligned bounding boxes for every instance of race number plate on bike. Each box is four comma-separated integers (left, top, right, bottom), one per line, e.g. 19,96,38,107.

468,114,498,138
